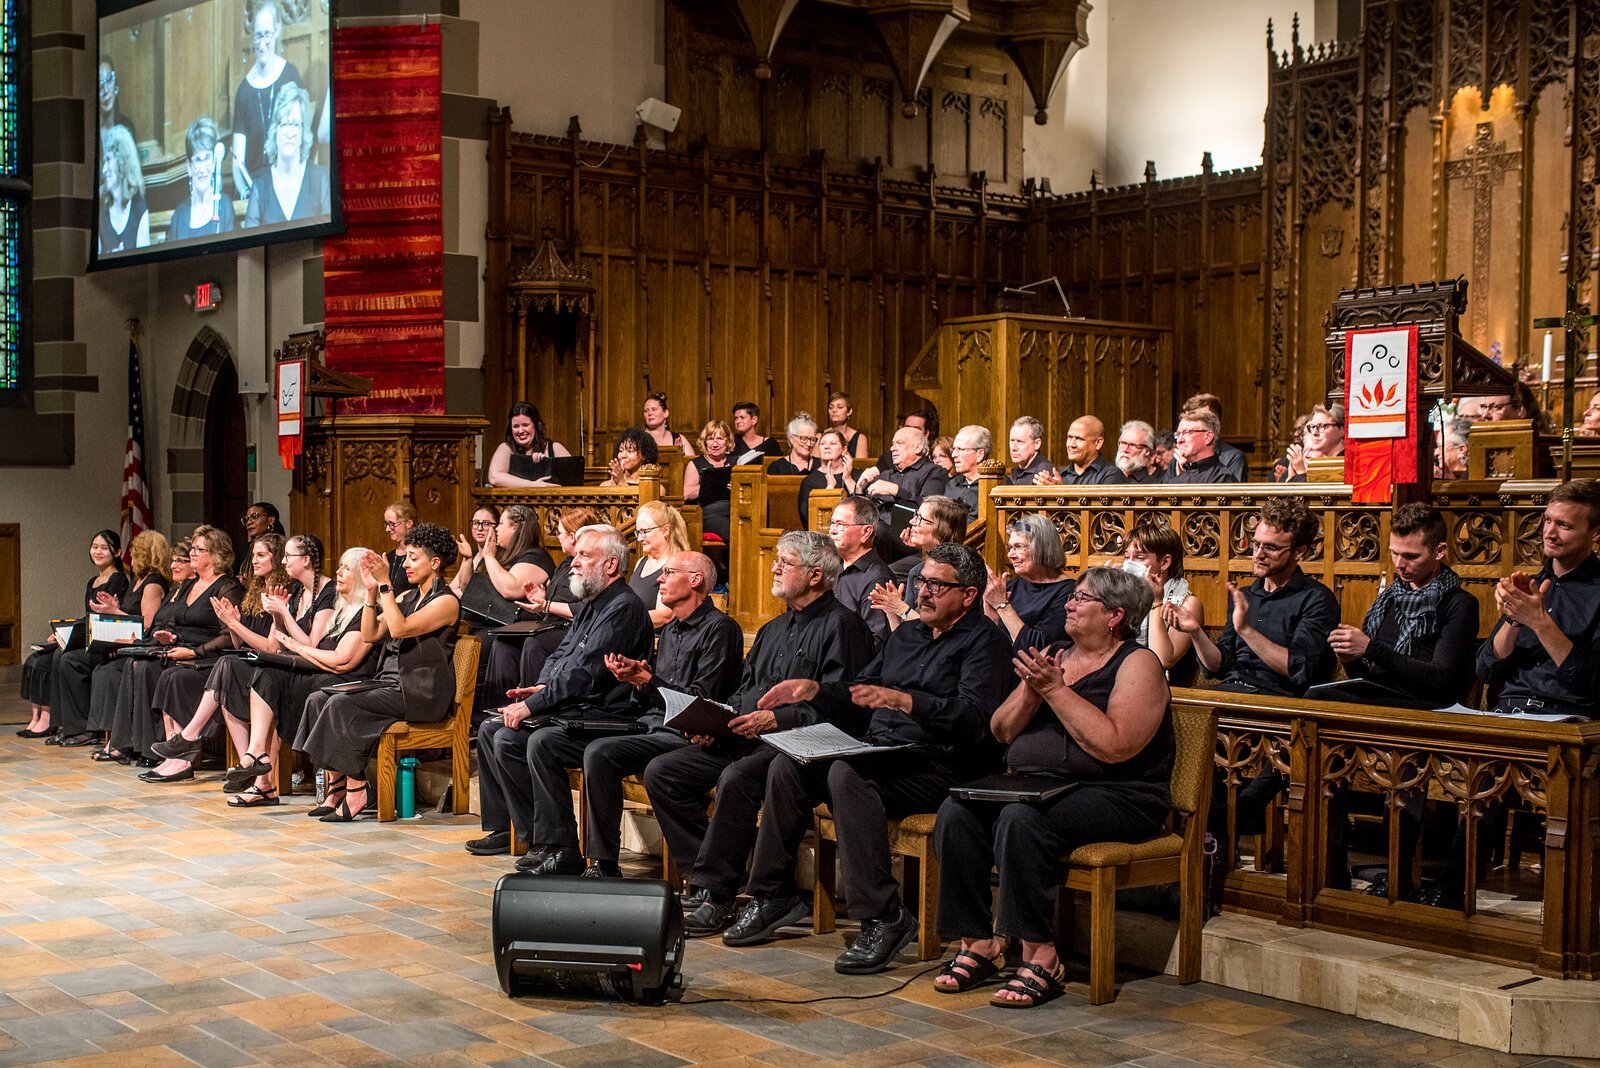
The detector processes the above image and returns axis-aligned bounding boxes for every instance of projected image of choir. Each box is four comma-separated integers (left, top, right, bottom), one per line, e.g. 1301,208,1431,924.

168,117,235,242
243,82,330,228
98,125,150,253
231,0,303,202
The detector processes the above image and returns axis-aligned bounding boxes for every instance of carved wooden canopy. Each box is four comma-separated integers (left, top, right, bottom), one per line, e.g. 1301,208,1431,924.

709,0,1090,122
272,330,372,398
509,228,595,317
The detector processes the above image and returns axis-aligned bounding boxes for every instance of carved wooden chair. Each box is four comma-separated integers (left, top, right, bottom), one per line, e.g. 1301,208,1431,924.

375,634,479,822
1054,703,1217,1004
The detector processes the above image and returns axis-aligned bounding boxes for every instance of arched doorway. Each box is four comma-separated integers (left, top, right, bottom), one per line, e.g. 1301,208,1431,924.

202,358,248,533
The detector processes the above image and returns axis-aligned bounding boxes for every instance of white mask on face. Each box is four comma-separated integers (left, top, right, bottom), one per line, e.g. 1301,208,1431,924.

1121,559,1149,580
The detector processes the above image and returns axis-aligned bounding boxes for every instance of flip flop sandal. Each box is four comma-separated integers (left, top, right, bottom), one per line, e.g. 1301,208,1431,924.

989,961,1066,1009
227,784,280,808
934,949,1006,994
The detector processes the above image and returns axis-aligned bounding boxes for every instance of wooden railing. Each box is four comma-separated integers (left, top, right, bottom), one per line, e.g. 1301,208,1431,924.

472,465,701,558
727,468,845,631
1173,687,1600,978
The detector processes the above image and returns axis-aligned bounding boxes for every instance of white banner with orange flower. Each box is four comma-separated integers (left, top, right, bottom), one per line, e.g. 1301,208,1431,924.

1343,325,1418,504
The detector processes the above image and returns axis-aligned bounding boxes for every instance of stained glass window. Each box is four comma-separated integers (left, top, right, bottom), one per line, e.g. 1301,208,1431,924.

0,0,23,392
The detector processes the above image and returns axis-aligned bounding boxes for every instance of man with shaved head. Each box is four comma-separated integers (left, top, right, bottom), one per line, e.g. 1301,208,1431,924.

1056,415,1127,485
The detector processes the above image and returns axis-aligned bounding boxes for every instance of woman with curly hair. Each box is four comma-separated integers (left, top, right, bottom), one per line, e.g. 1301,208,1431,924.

295,523,461,821
600,427,658,487
83,538,191,752
49,531,168,747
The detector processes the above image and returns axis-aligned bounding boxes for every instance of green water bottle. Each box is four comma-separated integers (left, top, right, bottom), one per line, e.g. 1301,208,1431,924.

398,756,419,819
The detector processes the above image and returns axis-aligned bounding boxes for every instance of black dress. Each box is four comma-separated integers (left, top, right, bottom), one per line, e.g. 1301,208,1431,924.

245,607,374,746
205,579,337,726
1005,576,1075,652
629,558,665,625
88,581,186,734
51,572,169,737
22,569,130,708
106,574,244,756
690,457,732,541
295,583,459,778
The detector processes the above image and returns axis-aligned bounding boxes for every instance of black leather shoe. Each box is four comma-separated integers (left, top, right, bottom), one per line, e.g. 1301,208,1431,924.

580,861,620,879
722,895,810,947
151,734,203,761
465,830,512,856
684,895,738,938
17,728,52,739
44,733,63,746
135,756,160,769
523,847,585,877
58,733,97,748
513,846,551,872
834,905,919,975
138,766,195,783
680,887,710,913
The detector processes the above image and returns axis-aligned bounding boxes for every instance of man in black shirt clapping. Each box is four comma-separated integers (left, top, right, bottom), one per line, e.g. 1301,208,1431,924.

721,543,1013,974
643,531,874,936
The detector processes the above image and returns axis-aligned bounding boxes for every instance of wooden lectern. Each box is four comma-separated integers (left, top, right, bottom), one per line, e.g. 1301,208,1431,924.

282,331,489,556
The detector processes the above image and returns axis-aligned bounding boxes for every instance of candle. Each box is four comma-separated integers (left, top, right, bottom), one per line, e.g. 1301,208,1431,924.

1543,331,1554,382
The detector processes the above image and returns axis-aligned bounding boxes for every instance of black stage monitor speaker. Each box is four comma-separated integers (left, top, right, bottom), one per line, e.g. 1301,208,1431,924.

492,873,685,1004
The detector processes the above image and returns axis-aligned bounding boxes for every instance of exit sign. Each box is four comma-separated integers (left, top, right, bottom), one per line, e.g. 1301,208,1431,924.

192,281,223,312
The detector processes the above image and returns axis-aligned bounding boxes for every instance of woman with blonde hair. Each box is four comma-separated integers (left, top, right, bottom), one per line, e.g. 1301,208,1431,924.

243,81,330,226
98,125,148,252
629,500,690,629
51,531,172,748
685,419,734,540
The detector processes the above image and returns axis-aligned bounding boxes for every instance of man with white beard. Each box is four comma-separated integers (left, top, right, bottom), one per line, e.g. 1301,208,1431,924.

468,525,652,867
1115,419,1161,483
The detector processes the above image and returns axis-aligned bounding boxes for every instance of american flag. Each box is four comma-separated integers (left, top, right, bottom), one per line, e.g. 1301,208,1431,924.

119,338,152,560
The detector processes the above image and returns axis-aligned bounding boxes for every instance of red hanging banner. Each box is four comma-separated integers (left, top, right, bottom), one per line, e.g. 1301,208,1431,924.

1343,325,1419,503
277,360,305,470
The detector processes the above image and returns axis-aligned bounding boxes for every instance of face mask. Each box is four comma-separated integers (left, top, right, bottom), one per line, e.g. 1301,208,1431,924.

1121,559,1149,580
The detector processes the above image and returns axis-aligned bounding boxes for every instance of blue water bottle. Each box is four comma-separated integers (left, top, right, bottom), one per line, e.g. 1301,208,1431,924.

398,757,419,819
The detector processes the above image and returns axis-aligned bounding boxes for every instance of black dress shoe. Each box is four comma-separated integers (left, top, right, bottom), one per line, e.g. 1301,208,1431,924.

465,830,512,856
681,887,710,913
139,766,195,783
16,728,52,739
834,906,919,974
522,847,585,877
722,895,811,947
58,734,97,748
150,734,203,761
580,861,620,879
44,733,63,746
135,756,160,769
684,895,739,938
514,846,552,872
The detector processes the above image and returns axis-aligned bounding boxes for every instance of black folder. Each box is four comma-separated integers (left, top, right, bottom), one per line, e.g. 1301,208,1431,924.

461,572,520,627
949,774,1077,804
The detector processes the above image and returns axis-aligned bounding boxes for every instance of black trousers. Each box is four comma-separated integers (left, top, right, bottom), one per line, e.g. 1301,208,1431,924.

51,649,100,736
934,785,1166,944
477,717,537,837
580,728,690,863
746,751,955,920
643,742,775,899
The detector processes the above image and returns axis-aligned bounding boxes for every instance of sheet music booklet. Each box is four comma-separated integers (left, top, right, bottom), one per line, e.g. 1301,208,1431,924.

759,721,910,764
659,687,739,740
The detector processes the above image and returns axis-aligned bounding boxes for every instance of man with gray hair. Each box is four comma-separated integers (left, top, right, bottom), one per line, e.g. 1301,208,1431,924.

722,542,1014,972
767,412,821,477
859,425,948,508
1115,419,1160,482
1006,416,1057,485
524,550,745,878
644,530,874,937
467,525,653,869
946,424,991,520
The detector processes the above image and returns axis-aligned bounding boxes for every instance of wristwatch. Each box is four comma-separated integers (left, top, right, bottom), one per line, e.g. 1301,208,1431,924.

377,584,391,595
994,601,1010,613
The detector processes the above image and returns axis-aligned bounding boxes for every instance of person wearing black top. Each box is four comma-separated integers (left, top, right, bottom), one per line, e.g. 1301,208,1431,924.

1325,505,1480,707
983,514,1075,653
685,420,736,541
20,529,128,738
644,531,874,936
1114,420,1162,483
1477,479,1600,718
945,425,991,521
731,402,782,464
1159,409,1241,484
475,527,653,870
828,497,896,647
859,427,949,512
766,413,821,477
1055,416,1127,485
468,553,742,871
1005,417,1057,485
933,567,1171,1004
723,545,1014,974
1171,498,1339,697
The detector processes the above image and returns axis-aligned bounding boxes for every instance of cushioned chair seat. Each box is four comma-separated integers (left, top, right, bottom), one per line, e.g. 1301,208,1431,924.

1067,833,1183,868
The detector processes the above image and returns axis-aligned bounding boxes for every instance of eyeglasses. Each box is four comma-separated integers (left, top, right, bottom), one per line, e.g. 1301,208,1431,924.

951,445,982,453
1066,591,1104,606
252,30,277,42
827,519,871,530
1304,422,1339,434
470,519,496,529
1173,428,1210,438
1251,540,1295,556
659,566,694,578
277,120,303,130
791,435,818,446
913,575,967,595
772,558,812,572
634,525,660,537
242,513,266,525
908,515,933,528
383,520,402,530
189,546,211,556
1118,439,1151,453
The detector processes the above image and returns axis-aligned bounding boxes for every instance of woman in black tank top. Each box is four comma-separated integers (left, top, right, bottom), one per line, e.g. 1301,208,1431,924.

932,566,1173,1007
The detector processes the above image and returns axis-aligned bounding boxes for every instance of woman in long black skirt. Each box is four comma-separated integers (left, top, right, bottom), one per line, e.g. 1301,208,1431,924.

101,526,243,763
86,540,192,758
296,524,461,821
218,545,376,808
20,529,128,738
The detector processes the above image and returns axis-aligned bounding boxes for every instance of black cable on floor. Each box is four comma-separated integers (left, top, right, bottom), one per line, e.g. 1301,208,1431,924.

678,961,946,1004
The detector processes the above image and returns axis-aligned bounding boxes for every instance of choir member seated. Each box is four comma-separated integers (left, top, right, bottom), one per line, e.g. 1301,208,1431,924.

642,391,696,458
449,506,500,595
468,525,652,866
630,501,691,629
825,390,870,459
944,425,991,521
600,427,657,487
381,501,418,593
1123,520,1203,687
1278,404,1344,483
1115,420,1161,483
1005,417,1057,485
766,413,820,476
858,426,948,519
827,496,895,647
684,419,734,541
1053,416,1126,485
731,401,781,464
295,524,461,822
983,513,1075,651
868,495,967,629
798,428,858,525
486,402,572,488
1180,392,1247,480
1160,408,1240,484
932,566,1170,1006
724,543,1013,974
642,531,873,937
535,551,743,877
19,528,128,738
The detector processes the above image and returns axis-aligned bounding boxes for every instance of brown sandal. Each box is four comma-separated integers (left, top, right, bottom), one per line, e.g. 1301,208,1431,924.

989,961,1066,1008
